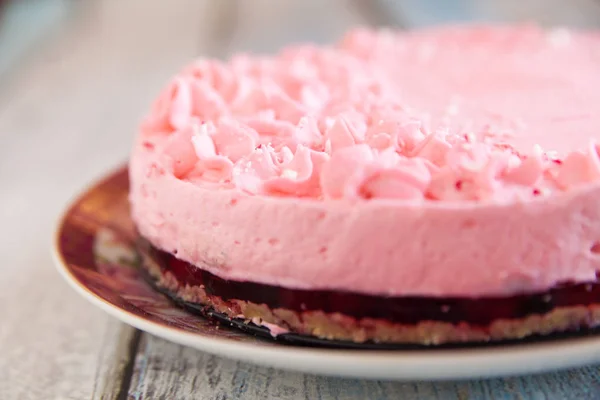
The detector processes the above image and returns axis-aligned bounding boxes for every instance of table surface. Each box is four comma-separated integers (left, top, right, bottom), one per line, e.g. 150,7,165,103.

2,1,600,399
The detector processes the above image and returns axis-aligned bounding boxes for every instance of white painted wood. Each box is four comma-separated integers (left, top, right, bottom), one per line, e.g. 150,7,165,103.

381,0,600,28
130,335,600,400
474,0,600,28
220,0,366,54
0,0,212,398
0,0,70,78
90,324,139,400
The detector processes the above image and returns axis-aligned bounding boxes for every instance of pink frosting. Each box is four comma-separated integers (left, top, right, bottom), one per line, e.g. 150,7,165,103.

131,26,600,297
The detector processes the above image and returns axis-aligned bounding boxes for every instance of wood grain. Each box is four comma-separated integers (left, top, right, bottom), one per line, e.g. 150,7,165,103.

0,0,212,398
2,0,600,399
379,0,600,28
130,335,600,400
217,0,365,55
91,324,140,400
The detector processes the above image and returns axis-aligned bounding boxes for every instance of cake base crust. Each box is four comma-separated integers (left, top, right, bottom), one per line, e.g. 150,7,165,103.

137,239,600,345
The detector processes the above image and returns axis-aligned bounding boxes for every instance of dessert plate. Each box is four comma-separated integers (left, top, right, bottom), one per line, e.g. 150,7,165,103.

53,166,600,380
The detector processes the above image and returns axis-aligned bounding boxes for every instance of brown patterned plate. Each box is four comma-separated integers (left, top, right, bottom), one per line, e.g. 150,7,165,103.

52,166,600,380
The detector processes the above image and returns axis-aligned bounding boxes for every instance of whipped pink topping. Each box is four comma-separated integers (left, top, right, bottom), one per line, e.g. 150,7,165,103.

142,26,600,203
131,26,600,297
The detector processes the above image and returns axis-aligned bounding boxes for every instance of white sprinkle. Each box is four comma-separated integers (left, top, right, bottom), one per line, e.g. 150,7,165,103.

324,139,332,154
282,169,298,179
441,305,450,313
298,116,309,128
545,150,559,160
508,155,521,169
196,122,213,136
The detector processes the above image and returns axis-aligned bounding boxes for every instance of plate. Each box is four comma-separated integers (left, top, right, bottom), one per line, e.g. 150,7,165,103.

53,166,600,380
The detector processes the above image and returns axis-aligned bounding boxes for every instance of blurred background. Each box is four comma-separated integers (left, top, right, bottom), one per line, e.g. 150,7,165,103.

2,0,600,186
3,0,600,79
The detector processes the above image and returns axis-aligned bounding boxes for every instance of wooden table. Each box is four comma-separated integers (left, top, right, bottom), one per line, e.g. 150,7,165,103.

2,1,600,398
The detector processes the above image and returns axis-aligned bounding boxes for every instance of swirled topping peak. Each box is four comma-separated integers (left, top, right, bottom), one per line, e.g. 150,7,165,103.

142,27,600,202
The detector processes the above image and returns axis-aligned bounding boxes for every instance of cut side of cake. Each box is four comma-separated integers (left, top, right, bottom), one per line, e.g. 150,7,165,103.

129,25,600,344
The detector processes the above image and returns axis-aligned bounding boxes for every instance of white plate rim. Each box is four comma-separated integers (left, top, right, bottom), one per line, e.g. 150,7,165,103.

53,241,600,381
51,169,600,381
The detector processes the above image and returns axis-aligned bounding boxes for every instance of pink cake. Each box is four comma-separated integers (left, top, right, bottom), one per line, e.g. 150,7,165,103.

130,26,600,344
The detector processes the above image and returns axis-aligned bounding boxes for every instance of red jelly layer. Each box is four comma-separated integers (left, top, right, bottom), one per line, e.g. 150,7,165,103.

139,239,600,326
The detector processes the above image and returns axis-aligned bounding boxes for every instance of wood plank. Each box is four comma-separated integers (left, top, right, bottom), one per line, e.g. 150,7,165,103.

219,0,365,55
349,0,407,28
0,0,70,79
474,0,600,28
379,0,600,28
131,336,600,400
91,324,140,400
0,0,211,398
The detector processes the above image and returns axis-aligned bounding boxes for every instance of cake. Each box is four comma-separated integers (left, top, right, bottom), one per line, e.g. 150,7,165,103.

129,26,600,345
